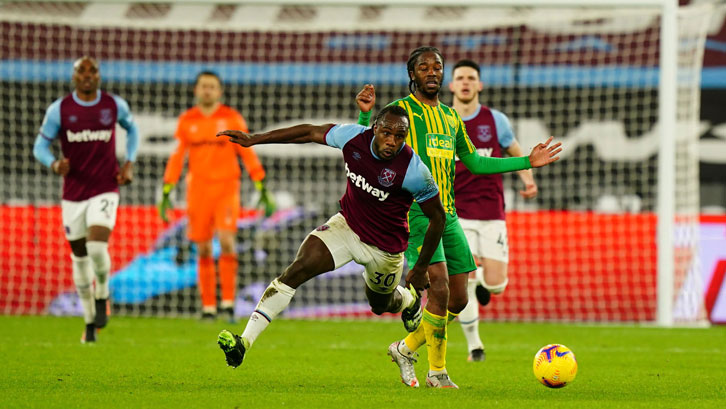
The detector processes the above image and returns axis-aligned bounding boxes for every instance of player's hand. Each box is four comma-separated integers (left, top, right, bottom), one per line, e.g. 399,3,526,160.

117,161,133,185
356,84,376,113
255,180,276,218
51,158,70,176
528,136,562,168
158,183,174,223
405,265,430,294
217,130,255,147
519,182,538,199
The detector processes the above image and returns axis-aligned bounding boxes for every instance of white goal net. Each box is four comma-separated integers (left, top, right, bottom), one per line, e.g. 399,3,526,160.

0,0,712,323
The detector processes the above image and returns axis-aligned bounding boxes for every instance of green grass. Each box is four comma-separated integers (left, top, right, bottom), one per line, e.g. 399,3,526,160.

1,316,725,409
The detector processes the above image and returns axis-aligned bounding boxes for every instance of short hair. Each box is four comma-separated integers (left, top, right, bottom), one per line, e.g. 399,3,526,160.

73,56,99,71
374,105,409,126
406,46,445,94
195,71,222,86
452,59,480,78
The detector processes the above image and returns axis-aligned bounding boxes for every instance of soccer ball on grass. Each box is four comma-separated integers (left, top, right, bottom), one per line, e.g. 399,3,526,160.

533,344,577,388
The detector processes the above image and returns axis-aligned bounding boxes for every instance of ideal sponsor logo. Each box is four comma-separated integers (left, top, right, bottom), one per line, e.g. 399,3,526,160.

345,163,390,201
66,129,113,143
426,133,454,159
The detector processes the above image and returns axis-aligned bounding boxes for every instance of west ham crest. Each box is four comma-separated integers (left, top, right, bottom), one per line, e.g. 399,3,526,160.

477,125,492,143
99,108,113,126
378,168,396,187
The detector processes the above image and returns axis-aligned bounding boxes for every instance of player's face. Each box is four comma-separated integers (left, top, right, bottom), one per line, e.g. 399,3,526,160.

72,58,100,95
194,75,223,107
411,51,444,98
372,114,409,161
449,66,482,104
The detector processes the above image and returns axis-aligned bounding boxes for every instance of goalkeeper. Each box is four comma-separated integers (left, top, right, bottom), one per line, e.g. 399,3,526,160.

158,71,275,322
356,47,561,388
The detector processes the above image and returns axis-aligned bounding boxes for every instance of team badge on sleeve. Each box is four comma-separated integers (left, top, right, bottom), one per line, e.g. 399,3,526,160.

378,168,396,187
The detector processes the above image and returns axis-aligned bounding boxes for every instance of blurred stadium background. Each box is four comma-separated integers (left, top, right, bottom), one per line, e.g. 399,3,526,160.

1,0,725,325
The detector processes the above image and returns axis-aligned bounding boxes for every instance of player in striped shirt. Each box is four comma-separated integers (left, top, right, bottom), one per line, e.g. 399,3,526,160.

356,46,561,388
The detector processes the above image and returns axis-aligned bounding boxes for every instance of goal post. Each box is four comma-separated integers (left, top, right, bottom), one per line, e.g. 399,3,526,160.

658,0,679,327
0,0,712,325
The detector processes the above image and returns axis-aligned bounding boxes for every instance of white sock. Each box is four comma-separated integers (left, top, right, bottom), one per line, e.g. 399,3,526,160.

392,285,414,313
86,241,111,300
71,254,96,324
241,278,295,347
459,278,483,352
220,300,234,309
482,277,508,295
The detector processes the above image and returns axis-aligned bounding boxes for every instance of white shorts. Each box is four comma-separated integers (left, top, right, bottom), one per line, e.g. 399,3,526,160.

459,218,509,263
310,213,404,294
61,192,120,241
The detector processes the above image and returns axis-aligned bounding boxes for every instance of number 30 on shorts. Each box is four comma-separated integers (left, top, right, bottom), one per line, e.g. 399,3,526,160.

372,271,397,288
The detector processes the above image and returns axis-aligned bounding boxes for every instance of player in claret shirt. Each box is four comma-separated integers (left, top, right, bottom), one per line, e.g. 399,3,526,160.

215,106,445,384
32,56,140,343
450,59,538,363
355,46,561,388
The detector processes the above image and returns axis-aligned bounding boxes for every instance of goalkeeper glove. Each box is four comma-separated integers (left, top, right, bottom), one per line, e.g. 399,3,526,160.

254,180,276,218
158,183,174,223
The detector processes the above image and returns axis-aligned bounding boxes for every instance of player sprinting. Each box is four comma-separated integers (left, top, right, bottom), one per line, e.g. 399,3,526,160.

215,106,446,380
450,59,538,362
158,71,274,323
356,46,561,388
32,56,140,343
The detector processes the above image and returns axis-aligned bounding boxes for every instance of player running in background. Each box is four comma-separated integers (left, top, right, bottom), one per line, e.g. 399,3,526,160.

356,47,561,388
159,71,275,322
32,56,140,343
215,106,445,378
450,59,538,362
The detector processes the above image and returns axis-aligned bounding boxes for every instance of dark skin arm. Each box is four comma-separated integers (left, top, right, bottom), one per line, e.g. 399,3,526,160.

405,195,446,293
51,158,133,185
217,124,335,147
117,161,133,185
51,158,70,176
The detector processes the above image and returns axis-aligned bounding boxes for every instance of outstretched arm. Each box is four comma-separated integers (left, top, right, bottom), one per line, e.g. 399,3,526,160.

460,136,562,174
217,124,335,147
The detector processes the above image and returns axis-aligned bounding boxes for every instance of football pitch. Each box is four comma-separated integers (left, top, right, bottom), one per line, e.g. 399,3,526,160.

1,316,724,409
